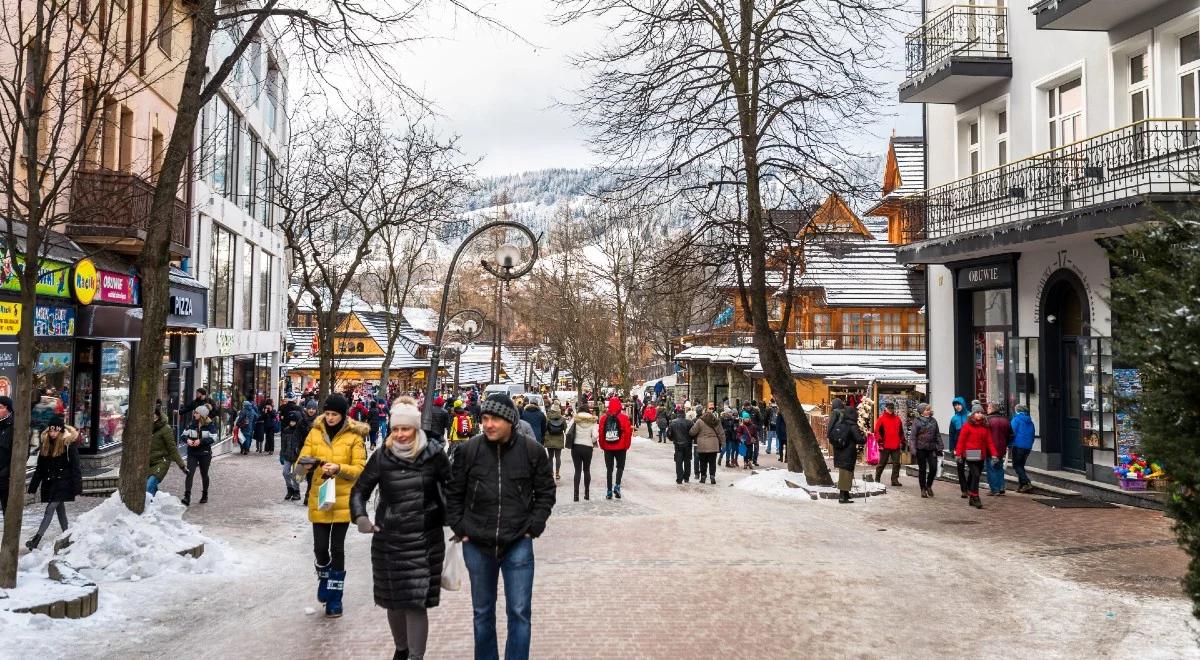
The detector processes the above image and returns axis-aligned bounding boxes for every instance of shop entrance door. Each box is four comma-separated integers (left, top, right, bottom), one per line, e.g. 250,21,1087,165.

1042,274,1088,472
1058,338,1084,471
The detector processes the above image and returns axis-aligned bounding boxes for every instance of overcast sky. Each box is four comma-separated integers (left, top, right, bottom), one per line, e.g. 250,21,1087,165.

396,2,922,177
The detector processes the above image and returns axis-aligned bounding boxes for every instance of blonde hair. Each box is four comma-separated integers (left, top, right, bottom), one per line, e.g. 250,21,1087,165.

39,427,69,458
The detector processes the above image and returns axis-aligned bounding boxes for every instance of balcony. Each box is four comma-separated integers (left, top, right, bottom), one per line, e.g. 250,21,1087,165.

1029,0,1174,31
69,169,190,258
899,4,1012,104
685,331,925,352
899,119,1200,263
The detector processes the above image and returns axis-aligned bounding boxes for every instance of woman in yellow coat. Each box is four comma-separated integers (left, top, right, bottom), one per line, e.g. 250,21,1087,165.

294,393,367,617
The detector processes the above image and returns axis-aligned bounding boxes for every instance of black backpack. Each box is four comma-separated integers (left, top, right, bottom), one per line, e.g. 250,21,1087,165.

828,419,852,450
602,414,622,445
547,416,567,435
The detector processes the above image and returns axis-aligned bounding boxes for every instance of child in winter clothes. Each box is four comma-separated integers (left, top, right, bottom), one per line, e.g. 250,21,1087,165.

721,409,739,467
655,404,670,443
737,413,759,469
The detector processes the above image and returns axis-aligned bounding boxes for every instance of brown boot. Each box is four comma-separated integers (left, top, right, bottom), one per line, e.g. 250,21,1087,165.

921,489,928,498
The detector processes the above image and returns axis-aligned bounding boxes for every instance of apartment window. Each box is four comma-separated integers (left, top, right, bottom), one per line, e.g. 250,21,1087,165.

157,0,173,56
880,312,902,350
1048,78,1083,148
224,104,240,199
81,80,100,168
1129,51,1150,123
1181,31,1200,119
101,96,118,169
151,129,163,181
210,224,234,328
841,312,874,350
258,254,272,331
242,244,254,330
255,144,271,225
239,128,255,211
118,107,133,172
968,122,980,175
996,110,1008,166
264,55,280,132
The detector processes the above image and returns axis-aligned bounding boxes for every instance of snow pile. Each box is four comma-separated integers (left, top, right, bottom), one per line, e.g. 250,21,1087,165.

735,469,885,501
22,492,223,582
0,572,92,611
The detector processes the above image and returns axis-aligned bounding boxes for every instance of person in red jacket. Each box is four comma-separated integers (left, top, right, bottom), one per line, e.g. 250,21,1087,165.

597,396,633,499
642,401,658,439
873,401,906,487
954,404,993,509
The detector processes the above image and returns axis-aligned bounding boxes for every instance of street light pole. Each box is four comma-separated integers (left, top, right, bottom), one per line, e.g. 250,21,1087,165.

422,222,537,431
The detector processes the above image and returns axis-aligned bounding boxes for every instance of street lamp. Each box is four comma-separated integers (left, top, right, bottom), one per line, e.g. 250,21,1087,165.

422,222,537,431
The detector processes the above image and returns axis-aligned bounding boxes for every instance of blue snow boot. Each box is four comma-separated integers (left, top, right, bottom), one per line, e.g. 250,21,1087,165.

325,570,346,617
613,484,622,499
315,563,331,604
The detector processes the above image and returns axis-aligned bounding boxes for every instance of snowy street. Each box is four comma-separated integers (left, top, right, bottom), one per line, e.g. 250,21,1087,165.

2,427,1196,659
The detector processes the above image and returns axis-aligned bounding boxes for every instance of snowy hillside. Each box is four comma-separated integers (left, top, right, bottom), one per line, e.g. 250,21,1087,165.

440,168,612,241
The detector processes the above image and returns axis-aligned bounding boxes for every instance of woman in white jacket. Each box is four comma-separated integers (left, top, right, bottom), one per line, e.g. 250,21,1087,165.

565,406,599,501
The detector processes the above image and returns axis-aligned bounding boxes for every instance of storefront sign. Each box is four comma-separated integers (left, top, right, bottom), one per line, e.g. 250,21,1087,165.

72,258,98,305
0,342,15,398
0,249,71,298
97,270,138,305
0,302,76,336
34,305,75,337
166,284,206,330
956,262,1013,290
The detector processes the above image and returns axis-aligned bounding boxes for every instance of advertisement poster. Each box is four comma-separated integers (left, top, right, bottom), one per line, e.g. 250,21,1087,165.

98,270,138,305
0,247,71,298
0,301,18,335
101,346,120,375
33,305,75,337
0,342,16,397
35,352,72,374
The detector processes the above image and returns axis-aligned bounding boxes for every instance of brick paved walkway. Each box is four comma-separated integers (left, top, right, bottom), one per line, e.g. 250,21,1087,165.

16,429,1199,659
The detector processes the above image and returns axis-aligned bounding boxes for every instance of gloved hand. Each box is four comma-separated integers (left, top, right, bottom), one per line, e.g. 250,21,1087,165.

355,516,378,534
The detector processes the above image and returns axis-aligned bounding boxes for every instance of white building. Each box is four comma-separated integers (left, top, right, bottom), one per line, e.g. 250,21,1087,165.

898,1,1199,490
186,23,290,427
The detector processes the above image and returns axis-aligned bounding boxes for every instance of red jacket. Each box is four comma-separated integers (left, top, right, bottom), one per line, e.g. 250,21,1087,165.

986,414,1014,457
597,396,633,452
954,416,993,460
643,405,657,422
873,410,905,450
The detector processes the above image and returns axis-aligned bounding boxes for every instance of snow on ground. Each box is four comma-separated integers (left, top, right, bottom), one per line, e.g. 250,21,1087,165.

734,468,885,501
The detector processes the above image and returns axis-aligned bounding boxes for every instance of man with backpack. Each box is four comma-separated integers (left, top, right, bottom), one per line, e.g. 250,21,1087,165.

667,405,694,484
445,392,556,660
828,398,867,504
597,396,633,499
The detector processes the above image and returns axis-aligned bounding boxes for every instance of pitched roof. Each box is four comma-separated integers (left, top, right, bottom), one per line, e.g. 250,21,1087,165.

867,136,925,217
779,237,926,307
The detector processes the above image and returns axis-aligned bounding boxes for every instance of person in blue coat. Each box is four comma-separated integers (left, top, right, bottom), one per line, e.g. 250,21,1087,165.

1010,404,1036,493
947,396,970,497
520,399,547,445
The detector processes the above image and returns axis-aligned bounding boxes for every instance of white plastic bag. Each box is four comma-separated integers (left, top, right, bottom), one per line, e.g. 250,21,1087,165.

318,477,336,511
442,537,465,591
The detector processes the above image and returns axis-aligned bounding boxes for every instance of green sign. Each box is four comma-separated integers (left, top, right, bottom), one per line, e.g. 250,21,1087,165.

0,247,71,298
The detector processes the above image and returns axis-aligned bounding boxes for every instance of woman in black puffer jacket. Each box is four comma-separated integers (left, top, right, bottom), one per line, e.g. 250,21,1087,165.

350,397,450,660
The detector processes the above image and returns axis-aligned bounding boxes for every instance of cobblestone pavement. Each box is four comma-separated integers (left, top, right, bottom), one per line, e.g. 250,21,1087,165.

15,429,1200,659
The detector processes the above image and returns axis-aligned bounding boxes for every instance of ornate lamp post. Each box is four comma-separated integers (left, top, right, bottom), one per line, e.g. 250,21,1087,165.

422,222,537,430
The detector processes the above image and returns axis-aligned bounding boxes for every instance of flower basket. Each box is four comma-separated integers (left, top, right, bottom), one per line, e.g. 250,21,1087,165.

1118,477,1149,491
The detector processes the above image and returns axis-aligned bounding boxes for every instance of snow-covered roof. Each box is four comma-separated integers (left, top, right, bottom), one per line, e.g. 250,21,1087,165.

891,136,925,197
287,354,429,371
674,345,761,367
680,345,925,381
768,237,925,307
402,307,438,333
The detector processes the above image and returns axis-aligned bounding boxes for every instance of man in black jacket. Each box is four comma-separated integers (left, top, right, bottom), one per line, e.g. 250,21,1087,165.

0,396,13,515
667,406,694,484
445,392,555,660
427,395,451,442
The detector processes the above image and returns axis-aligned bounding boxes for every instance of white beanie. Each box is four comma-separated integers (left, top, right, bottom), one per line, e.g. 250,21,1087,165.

194,404,210,418
389,399,422,429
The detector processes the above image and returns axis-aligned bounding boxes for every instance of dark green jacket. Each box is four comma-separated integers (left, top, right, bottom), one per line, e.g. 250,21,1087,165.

148,420,186,481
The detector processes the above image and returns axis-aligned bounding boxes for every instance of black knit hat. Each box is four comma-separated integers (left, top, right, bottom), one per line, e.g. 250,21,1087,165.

480,393,520,428
47,414,65,429
323,393,349,417
0,395,12,411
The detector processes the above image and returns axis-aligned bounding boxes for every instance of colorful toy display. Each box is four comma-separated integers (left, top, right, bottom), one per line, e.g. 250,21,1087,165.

1113,453,1164,490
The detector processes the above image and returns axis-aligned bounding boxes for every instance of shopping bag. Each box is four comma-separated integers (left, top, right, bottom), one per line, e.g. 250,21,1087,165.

442,537,465,591
865,433,880,466
318,477,337,511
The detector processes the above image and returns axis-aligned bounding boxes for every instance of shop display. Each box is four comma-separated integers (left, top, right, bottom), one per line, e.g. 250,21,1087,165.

1112,452,1164,491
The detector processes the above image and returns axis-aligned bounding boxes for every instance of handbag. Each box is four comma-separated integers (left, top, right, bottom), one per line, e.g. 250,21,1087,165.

318,477,337,511
865,433,880,465
965,449,983,462
441,535,465,592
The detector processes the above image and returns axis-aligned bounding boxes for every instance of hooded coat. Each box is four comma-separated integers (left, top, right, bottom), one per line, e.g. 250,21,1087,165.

148,418,186,482
543,409,567,450
28,426,82,503
350,439,451,609
1011,411,1035,450
520,404,547,445
597,397,633,452
909,415,943,453
832,408,867,471
295,418,368,524
566,412,598,448
874,409,905,451
689,412,723,453
948,396,969,448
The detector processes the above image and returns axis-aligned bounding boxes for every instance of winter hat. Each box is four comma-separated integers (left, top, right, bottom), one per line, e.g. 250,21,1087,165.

480,393,520,428
0,395,12,412
389,398,422,429
194,404,211,418
434,395,445,407
304,399,319,411
453,399,464,409
970,403,985,414
47,414,65,429
740,411,751,420
916,403,929,415
323,393,349,417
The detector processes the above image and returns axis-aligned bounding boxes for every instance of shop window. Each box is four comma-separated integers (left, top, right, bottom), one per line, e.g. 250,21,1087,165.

210,223,234,328
258,254,272,330
242,244,254,330
971,289,1012,405
98,342,130,450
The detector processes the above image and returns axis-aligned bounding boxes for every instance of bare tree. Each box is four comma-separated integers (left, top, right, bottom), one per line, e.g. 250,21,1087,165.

557,0,899,484
360,224,438,389
0,0,182,586
279,102,470,403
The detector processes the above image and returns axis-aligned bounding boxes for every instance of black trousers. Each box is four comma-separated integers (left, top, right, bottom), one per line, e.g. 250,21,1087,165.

264,431,275,453
604,449,627,490
697,452,717,482
547,448,562,474
916,448,939,489
571,445,593,496
313,522,349,571
956,455,968,493
673,445,692,482
185,453,211,496
964,460,983,496
777,437,787,460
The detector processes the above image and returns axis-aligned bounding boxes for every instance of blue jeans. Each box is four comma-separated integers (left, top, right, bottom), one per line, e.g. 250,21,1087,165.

463,537,535,660
240,429,253,452
986,458,1006,493
765,430,778,454
146,475,160,495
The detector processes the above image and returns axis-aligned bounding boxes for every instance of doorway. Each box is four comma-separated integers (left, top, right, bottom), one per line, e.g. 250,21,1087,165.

1041,272,1088,472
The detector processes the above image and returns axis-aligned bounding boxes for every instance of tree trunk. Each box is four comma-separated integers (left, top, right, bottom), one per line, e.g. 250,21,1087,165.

0,277,40,587
119,2,217,514
318,311,334,401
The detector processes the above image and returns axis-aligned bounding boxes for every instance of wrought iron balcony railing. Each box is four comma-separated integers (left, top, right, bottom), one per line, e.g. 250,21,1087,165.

70,168,190,251
918,118,1200,239
685,331,925,352
905,4,1009,81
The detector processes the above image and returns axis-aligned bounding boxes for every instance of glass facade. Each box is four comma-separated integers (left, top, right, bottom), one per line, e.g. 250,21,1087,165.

210,223,235,328
97,341,131,450
971,289,1012,408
